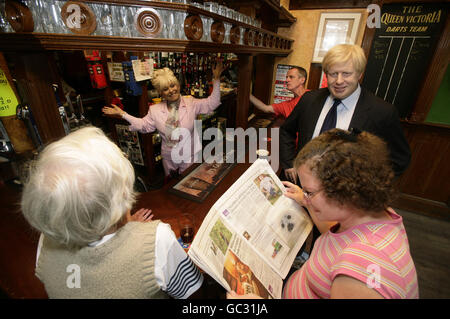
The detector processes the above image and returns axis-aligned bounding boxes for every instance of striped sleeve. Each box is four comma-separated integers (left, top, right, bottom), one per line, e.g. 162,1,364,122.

330,242,409,299
154,223,203,299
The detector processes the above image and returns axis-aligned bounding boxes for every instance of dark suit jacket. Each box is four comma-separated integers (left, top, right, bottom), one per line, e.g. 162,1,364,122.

280,87,411,177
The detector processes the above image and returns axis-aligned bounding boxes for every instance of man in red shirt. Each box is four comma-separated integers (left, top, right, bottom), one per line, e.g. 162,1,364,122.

250,66,308,118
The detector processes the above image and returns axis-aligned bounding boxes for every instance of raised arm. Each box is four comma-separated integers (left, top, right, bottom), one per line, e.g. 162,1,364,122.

249,94,275,114
193,61,224,114
102,103,156,133
102,104,125,118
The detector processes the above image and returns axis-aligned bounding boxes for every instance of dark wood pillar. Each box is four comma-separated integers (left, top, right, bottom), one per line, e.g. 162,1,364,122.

253,54,275,104
12,52,65,144
0,53,35,154
236,54,253,129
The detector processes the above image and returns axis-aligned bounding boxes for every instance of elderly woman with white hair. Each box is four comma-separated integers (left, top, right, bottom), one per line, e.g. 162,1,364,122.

103,61,224,177
21,126,203,298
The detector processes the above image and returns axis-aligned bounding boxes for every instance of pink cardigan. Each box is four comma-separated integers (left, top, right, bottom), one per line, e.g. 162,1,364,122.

123,79,221,175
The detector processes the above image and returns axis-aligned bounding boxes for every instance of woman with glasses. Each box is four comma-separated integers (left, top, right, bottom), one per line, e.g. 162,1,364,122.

229,128,418,299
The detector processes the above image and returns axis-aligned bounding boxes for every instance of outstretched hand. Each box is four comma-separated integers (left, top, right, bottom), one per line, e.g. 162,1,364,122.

128,208,154,223
102,104,125,119
212,60,224,80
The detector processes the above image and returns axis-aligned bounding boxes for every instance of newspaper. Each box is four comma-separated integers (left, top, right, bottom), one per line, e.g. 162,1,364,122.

188,159,313,299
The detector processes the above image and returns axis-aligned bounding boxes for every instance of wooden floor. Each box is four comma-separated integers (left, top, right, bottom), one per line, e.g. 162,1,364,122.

397,209,450,298
0,181,449,299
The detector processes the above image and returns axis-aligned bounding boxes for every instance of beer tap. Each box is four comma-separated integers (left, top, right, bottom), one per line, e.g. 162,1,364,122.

12,79,43,149
52,84,70,135
65,92,78,128
0,121,13,155
76,94,88,125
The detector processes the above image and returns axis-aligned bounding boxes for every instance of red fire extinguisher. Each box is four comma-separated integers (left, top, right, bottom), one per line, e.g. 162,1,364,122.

84,50,108,89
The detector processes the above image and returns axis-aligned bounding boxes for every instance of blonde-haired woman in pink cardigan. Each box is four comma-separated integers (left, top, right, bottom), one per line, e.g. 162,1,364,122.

103,61,224,176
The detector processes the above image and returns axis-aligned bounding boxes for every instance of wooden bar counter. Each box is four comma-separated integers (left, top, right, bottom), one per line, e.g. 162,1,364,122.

0,128,276,298
135,160,252,242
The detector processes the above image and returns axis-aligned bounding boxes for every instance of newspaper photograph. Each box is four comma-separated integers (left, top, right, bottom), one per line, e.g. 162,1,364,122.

188,159,313,298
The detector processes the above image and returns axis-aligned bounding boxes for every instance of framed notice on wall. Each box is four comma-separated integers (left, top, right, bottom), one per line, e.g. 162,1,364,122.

362,3,447,118
273,64,295,104
312,12,361,63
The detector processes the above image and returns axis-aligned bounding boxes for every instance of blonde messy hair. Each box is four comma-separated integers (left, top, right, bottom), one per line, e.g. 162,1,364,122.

322,44,367,75
151,67,179,94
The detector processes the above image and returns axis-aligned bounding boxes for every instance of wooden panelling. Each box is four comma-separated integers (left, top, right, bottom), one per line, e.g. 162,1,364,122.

10,52,65,145
289,0,373,10
410,13,450,122
0,33,293,56
306,63,322,90
236,54,253,129
253,54,275,104
395,122,450,217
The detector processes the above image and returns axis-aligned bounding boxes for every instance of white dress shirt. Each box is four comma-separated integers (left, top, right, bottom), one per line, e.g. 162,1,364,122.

312,85,361,138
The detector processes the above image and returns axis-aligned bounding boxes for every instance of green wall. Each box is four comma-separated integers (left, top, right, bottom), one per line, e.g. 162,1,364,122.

426,64,450,126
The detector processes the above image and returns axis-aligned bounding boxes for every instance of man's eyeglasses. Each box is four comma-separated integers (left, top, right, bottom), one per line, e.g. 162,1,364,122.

302,189,322,201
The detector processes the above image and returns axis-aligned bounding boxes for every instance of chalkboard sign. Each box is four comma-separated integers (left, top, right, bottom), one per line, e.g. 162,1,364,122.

363,3,447,118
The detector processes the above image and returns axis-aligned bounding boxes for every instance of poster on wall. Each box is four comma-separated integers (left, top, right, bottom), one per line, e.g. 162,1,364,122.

132,58,154,82
115,124,145,166
273,64,295,104
312,12,362,63
362,3,447,118
107,62,125,82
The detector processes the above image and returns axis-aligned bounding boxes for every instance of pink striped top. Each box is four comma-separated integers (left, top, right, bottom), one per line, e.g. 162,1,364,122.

282,208,419,299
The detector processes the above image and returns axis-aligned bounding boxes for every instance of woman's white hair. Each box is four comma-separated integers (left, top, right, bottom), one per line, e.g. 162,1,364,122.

151,67,179,93
21,126,136,248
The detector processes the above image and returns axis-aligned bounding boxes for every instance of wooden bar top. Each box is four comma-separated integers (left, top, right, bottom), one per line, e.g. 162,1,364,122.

135,161,252,238
134,127,278,237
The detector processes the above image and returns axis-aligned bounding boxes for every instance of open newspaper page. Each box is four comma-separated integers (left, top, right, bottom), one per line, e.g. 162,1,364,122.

188,159,313,298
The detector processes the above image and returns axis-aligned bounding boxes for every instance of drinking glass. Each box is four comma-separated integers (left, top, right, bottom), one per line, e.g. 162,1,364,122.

159,9,172,39
43,0,67,34
204,2,218,14
218,5,227,17
115,5,136,37
224,22,231,44
201,16,212,42
111,5,124,36
92,3,113,36
178,213,195,245
172,11,187,40
191,1,203,9
226,8,233,19
0,1,12,33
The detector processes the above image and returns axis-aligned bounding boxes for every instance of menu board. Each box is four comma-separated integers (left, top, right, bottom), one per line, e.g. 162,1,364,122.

362,3,447,118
